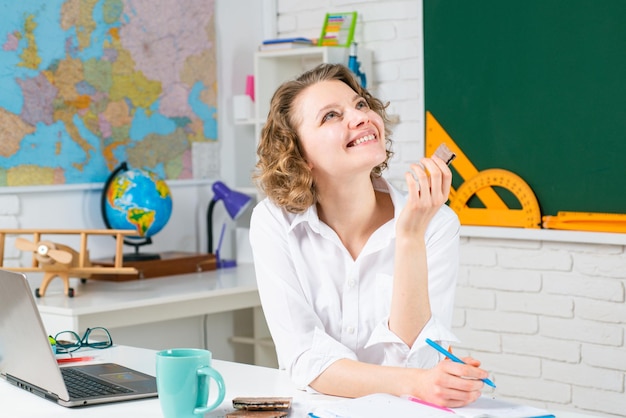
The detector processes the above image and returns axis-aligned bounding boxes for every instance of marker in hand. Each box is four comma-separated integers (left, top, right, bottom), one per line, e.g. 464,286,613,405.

425,338,496,388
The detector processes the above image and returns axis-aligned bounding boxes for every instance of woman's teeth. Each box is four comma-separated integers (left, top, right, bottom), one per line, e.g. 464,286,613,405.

350,134,376,147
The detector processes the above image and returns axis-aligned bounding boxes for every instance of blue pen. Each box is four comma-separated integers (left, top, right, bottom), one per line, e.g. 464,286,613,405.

425,338,496,388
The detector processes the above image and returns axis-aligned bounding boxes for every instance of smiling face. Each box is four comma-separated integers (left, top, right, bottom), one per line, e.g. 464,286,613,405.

293,79,387,181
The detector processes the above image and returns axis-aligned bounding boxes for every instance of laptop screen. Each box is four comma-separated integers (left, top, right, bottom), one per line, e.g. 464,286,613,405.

0,270,70,401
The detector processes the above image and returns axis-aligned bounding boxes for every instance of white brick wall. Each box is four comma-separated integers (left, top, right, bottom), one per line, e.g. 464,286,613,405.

456,233,626,418
273,2,626,417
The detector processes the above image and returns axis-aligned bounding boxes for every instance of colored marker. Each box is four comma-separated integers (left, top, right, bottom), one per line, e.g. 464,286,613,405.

402,395,454,413
57,356,94,364
425,338,496,388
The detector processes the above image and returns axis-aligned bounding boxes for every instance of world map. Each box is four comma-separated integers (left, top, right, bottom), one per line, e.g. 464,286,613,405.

0,0,217,187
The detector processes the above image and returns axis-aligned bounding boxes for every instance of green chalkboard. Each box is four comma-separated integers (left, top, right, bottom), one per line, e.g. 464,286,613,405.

424,0,626,216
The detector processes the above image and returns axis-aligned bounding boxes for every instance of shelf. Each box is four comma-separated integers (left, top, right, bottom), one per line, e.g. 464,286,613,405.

461,225,626,245
256,46,348,58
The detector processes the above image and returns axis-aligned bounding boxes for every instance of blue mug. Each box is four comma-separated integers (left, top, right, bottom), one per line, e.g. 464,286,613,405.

156,348,226,418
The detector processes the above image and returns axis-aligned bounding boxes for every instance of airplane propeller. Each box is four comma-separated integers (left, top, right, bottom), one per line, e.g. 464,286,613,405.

15,237,73,265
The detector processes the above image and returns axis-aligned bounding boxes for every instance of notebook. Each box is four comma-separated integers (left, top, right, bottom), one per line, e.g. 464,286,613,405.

309,393,555,418
0,269,157,407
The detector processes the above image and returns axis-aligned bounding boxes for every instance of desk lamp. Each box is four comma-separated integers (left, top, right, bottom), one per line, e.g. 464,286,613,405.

206,181,252,260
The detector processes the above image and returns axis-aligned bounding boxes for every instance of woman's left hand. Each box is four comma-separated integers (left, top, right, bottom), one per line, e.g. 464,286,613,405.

397,156,452,238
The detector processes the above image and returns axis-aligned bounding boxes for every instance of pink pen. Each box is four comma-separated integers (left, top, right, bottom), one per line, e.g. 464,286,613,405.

403,395,455,413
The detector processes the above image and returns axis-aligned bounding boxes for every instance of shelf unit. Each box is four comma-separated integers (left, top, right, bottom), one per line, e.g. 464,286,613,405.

238,46,371,199
252,46,372,149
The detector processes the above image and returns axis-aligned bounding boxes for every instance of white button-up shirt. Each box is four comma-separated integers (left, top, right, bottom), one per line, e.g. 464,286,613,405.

249,177,460,390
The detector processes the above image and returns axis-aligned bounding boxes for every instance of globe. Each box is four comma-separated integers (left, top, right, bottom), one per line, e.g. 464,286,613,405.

101,162,173,260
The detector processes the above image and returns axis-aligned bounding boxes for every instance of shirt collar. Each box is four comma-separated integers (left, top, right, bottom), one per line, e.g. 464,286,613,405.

287,176,406,234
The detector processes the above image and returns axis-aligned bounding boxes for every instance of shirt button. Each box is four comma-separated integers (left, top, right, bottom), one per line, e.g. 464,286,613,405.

347,279,356,288
346,326,355,334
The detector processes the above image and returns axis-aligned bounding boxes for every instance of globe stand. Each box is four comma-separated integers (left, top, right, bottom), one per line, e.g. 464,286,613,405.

122,237,161,262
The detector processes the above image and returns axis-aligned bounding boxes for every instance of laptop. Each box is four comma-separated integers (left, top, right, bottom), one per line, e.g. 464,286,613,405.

0,269,157,407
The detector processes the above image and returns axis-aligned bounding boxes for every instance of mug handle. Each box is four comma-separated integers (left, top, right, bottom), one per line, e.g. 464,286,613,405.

193,366,226,415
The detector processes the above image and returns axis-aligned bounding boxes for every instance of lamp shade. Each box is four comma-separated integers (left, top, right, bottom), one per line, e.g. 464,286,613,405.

211,181,252,220
207,181,252,254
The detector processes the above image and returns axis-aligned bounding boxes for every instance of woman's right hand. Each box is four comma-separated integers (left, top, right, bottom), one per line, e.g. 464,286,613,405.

406,356,489,408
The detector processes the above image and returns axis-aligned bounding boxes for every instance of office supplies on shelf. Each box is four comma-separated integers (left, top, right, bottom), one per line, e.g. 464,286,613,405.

425,338,496,388
245,75,255,101
259,42,314,51
348,42,366,87
259,37,314,51
262,37,313,45
426,112,541,229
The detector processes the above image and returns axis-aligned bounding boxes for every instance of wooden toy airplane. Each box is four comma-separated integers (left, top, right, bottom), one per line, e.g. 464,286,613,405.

0,229,139,298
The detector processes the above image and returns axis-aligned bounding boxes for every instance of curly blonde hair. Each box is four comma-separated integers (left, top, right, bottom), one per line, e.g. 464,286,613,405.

253,63,393,213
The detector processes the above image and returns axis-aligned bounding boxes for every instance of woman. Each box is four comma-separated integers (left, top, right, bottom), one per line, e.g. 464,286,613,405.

249,63,488,407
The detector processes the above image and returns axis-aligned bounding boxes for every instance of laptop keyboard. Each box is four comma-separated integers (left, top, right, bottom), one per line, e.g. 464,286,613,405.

61,367,133,399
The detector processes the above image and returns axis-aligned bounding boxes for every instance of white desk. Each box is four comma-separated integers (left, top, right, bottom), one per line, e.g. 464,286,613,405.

32,263,258,330
29,264,276,367
0,345,604,418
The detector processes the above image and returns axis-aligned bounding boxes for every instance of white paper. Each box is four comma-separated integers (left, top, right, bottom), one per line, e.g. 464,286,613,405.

309,393,453,418
452,396,554,418
192,141,220,179
308,393,554,418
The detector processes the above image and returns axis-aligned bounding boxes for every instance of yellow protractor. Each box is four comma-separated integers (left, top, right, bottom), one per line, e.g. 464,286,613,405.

449,168,541,229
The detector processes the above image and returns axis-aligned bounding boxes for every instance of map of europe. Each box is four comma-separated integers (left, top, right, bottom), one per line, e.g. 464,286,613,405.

0,0,216,187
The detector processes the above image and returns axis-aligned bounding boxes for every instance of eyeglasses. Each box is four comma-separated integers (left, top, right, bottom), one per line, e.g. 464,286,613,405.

52,327,113,354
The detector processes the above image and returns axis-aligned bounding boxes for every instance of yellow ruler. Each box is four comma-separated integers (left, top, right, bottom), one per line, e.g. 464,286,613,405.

426,111,541,229
542,211,626,233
